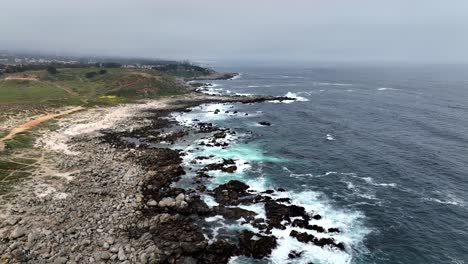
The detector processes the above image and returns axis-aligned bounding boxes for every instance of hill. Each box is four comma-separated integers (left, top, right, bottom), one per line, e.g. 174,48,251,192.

0,67,188,106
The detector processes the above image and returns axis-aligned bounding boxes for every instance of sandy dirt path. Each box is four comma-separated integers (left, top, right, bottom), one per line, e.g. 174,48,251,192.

0,106,85,152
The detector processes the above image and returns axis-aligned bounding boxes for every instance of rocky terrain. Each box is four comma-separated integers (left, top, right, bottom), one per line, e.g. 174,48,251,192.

0,93,345,263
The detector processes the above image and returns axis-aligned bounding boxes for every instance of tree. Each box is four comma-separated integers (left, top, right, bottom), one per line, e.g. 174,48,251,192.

85,72,98,78
46,66,58,74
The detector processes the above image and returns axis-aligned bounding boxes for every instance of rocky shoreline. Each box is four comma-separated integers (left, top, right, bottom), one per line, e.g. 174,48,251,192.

0,93,345,263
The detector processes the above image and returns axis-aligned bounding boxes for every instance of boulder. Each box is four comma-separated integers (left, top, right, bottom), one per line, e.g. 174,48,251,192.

238,230,277,259
158,197,176,207
264,201,309,229
213,131,227,139
212,180,254,205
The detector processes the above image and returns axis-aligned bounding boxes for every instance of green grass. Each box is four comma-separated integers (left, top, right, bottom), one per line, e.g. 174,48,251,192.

0,67,187,107
0,129,40,196
3,133,35,150
0,79,69,104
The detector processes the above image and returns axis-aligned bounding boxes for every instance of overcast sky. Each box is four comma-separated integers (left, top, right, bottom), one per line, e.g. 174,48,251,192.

1,0,468,64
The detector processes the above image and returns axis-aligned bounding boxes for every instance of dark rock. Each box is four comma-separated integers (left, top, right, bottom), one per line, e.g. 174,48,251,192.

197,240,239,264
258,121,271,126
265,201,309,229
288,250,303,259
238,230,277,259
289,230,345,251
200,159,237,173
309,224,325,233
250,218,269,231
212,180,266,205
212,206,256,221
223,165,237,173
213,131,227,139
312,214,322,220
275,198,291,203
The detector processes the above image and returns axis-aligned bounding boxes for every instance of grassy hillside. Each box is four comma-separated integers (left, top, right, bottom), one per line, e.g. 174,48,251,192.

0,67,187,106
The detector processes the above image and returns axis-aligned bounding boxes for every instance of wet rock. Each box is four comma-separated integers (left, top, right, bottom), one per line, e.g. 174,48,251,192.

258,121,271,126
223,165,237,173
312,214,322,220
265,201,309,229
198,240,239,263
289,230,345,251
250,218,269,231
213,131,227,139
212,206,256,221
238,230,277,259
212,180,260,205
200,159,237,173
276,198,291,203
288,250,303,259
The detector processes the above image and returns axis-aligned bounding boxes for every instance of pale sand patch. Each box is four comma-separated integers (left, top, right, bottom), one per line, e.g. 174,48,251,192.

3,76,39,81
0,106,85,152
39,99,170,155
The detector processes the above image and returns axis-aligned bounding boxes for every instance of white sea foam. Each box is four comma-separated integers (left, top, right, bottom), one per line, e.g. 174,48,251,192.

205,215,225,222
422,193,465,207
356,176,397,188
173,103,369,264
326,134,336,141
284,168,356,179
270,191,369,264
270,92,310,104
230,73,241,80
314,82,354,87
377,87,398,91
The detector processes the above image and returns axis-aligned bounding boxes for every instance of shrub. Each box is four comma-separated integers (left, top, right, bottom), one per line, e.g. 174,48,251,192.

85,72,98,78
46,66,58,74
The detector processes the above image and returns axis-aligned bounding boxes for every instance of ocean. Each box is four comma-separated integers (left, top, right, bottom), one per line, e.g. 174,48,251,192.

174,64,468,264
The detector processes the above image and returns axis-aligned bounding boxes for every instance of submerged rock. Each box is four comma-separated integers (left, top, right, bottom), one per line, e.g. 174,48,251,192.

258,121,271,126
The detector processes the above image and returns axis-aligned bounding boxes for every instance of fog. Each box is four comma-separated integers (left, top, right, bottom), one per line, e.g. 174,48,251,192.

1,0,467,64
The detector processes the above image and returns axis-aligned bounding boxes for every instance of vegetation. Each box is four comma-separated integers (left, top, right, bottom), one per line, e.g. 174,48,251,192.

46,66,58,74
0,132,36,196
0,67,188,107
153,61,214,78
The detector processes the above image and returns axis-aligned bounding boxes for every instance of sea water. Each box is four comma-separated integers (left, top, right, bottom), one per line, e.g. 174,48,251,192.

176,64,468,264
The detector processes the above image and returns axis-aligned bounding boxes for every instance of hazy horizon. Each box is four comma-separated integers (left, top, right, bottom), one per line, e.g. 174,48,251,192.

2,0,468,64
